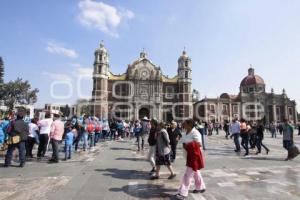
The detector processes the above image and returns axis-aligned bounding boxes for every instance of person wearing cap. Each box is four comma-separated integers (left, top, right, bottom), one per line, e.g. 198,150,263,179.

4,113,29,167
49,114,64,163
37,112,53,159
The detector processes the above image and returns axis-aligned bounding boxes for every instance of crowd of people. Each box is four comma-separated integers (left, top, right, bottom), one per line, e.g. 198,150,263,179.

0,111,299,199
228,118,298,160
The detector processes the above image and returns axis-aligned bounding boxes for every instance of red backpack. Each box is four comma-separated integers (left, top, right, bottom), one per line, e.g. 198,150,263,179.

86,123,94,133
95,123,102,132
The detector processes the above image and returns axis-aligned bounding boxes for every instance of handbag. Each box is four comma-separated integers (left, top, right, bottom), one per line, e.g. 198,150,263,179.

288,145,300,159
7,135,21,145
6,121,21,145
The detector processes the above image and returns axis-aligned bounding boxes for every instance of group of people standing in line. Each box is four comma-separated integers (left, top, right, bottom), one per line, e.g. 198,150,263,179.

0,112,114,167
1,112,66,167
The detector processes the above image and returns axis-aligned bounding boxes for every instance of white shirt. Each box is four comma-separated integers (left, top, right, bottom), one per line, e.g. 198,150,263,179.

28,123,38,138
38,118,53,134
182,127,202,145
181,127,202,158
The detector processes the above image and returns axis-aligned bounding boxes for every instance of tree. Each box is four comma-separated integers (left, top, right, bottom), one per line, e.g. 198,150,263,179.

0,78,39,111
0,57,4,84
76,99,91,116
62,104,70,117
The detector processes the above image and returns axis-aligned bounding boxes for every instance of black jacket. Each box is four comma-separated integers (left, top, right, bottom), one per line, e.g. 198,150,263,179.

148,128,157,146
9,119,29,141
167,128,182,145
256,125,265,138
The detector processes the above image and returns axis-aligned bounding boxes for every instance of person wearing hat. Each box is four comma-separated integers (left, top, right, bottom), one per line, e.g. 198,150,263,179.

4,112,29,167
138,116,150,151
37,112,53,158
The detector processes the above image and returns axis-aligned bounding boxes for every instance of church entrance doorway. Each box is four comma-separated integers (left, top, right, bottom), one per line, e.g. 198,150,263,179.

139,107,150,120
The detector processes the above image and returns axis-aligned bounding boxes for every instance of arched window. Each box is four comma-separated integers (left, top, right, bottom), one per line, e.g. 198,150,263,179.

185,60,188,67
98,65,102,74
185,71,188,78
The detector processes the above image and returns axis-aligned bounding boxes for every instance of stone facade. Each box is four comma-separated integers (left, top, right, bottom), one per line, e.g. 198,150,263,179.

91,42,193,122
194,68,298,124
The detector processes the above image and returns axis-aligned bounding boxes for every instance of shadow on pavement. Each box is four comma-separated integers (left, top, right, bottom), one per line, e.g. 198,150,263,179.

241,156,285,161
109,184,177,199
116,157,147,162
110,147,133,151
95,168,150,180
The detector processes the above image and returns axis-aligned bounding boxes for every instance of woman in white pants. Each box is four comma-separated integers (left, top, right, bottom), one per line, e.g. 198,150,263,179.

176,119,206,200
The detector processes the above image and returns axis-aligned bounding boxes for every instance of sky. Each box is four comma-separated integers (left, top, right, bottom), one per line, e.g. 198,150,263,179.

0,0,300,110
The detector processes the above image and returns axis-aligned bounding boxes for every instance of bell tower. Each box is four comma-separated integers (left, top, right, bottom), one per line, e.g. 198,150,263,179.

91,41,109,118
177,49,193,119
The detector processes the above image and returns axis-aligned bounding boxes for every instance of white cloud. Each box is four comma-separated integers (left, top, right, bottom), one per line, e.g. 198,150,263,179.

73,66,93,78
77,67,93,78
46,42,78,58
42,71,72,81
77,0,134,37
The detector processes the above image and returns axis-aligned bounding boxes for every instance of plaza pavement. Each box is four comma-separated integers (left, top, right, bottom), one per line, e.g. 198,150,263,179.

0,130,300,200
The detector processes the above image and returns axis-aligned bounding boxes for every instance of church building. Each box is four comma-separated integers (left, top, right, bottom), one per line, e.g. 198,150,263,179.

91,42,193,122
194,68,298,124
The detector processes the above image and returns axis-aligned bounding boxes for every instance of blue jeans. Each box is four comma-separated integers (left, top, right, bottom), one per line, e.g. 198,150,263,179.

271,131,276,138
110,129,116,140
83,132,88,150
256,136,269,153
51,139,60,162
102,130,108,140
88,133,95,148
5,141,26,166
0,133,4,145
232,133,240,151
241,134,249,154
137,134,146,150
198,128,206,150
65,143,72,159
94,131,101,145
283,140,293,150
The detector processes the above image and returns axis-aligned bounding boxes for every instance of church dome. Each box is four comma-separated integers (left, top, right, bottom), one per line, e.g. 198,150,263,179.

95,41,107,53
178,50,189,61
240,68,265,87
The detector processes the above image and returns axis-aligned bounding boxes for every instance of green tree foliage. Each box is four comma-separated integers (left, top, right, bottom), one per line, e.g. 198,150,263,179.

62,104,71,117
76,99,91,116
0,78,39,111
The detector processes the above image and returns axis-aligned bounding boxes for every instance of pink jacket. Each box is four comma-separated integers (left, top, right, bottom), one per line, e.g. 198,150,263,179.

50,120,64,141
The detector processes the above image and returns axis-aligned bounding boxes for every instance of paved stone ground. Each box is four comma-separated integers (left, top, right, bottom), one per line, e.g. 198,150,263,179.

1,130,300,200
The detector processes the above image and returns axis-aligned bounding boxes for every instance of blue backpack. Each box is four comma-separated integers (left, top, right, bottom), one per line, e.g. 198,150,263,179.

0,125,4,144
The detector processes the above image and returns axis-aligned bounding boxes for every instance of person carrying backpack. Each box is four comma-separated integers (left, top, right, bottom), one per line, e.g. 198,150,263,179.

4,113,29,167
